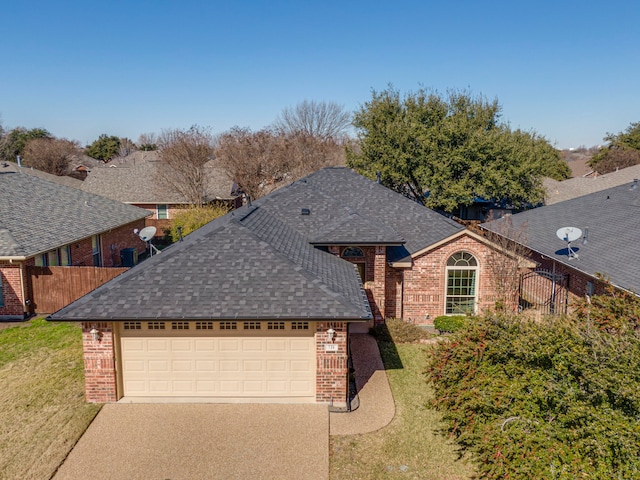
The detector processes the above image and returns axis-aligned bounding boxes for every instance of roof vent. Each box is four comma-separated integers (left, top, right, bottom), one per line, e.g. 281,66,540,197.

631,178,638,190
301,208,311,215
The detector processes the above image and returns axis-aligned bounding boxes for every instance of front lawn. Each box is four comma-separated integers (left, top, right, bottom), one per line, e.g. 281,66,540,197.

0,319,101,480
330,340,475,479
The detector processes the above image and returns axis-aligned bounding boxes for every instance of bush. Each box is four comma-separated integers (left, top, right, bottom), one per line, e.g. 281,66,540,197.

433,315,467,333
166,204,229,242
370,318,431,344
426,296,640,479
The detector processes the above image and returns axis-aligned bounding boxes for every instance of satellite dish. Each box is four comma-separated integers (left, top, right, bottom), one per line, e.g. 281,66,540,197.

556,227,582,243
137,226,160,256
138,226,156,242
556,226,582,259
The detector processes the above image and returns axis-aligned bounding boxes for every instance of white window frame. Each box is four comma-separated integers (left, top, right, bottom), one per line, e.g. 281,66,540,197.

156,204,169,220
445,251,479,315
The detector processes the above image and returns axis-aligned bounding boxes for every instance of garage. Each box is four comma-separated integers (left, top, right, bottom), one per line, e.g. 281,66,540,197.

118,320,316,401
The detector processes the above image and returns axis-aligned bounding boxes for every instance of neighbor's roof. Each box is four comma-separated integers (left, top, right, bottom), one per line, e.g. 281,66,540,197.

49,204,372,321
544,163,640,205
0,163,151,258
3,161,84,189
80,153,236,204
483,181,640,294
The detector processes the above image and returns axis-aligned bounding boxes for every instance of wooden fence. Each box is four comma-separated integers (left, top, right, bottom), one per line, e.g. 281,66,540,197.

27,266,129,314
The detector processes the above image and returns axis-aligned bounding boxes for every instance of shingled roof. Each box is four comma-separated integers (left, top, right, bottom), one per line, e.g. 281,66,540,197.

49,203,371,321
544,163,640,205
80,153,236,204
0,163,151,259
483,180,640,294
253,167,464,257
49,167,464,322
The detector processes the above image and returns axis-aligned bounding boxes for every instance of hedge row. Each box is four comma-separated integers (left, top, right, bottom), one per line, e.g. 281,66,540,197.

426,287,640,479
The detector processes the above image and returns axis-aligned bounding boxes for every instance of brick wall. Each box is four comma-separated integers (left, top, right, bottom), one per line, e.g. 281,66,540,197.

82,322,118,403
0,263,25,318
315,321,348,407
530,252,607,308
70,220,146,267
402,234,518,325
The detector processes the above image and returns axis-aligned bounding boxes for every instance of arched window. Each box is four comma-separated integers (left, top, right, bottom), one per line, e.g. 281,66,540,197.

445,252,478,314
341,247,364,258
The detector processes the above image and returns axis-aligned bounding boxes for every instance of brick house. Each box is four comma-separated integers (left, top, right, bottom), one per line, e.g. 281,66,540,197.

483,180,640,312
0,162,151,319
79,152,241,239
50,167,521,406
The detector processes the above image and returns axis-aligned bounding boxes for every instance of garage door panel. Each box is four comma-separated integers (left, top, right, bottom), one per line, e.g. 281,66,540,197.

120,331,315,399
195,360,216,372
147,339,170,352
194,339,216,351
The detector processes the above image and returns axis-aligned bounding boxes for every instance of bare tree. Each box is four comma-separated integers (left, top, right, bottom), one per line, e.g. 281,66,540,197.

155,125,214,206
273,100,351,139
137,132,158,151
215,128,345,200
22,137,81,176
482,217,532,313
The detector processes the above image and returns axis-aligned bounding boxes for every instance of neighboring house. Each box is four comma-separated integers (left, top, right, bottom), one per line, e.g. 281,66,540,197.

0,162,151,319
483,180,640,312
49,167,521,406
79,152,240,237
544,163,640,205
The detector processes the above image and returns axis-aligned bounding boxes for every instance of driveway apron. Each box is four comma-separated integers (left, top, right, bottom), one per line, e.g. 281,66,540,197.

53,403,328,480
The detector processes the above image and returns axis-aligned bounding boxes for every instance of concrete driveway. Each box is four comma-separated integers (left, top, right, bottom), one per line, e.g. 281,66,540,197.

53,403,328,480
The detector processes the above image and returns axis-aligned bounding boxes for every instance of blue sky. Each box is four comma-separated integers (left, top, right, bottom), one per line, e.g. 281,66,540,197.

1,0,638,149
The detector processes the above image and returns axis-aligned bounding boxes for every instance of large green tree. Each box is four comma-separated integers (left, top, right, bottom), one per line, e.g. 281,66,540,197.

589,121,640,174
347,87,570,212
85,134,121,162
0,127,52,162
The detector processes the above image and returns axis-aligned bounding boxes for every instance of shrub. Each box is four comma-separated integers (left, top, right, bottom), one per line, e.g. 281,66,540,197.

433,315,467,333
370,318,431,344
166,204,229,242
426,300,640,479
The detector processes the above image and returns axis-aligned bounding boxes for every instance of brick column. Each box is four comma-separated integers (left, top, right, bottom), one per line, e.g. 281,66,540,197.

315,322,348,407
82,322,118,403
372,246,386,324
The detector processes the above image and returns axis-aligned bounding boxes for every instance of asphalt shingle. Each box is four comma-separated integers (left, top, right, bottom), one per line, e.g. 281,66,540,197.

483,181,640,294
50,167,464,321
0,164,151,258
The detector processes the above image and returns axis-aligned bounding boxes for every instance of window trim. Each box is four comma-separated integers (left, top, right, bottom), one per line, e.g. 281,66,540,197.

444,251,479,315
156,204,169,220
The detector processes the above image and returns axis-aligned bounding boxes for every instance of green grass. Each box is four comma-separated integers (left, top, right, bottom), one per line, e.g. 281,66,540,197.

330,341,475,480
0,319,101,480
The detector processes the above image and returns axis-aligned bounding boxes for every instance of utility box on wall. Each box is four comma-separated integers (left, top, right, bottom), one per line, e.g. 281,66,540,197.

120,248,138,267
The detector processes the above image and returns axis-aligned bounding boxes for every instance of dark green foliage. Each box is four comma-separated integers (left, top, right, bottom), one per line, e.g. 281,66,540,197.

346,86,570,212
589,121,640,173
85,134,121,162
370,318,431,344
433,315,467,333
0,127,52,161
427,289,640,479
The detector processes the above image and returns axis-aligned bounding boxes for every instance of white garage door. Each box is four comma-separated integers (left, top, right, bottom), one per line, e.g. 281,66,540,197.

118,321,315,401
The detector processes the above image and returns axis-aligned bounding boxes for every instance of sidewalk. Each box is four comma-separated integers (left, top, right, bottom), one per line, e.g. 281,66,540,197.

329,331,396,435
